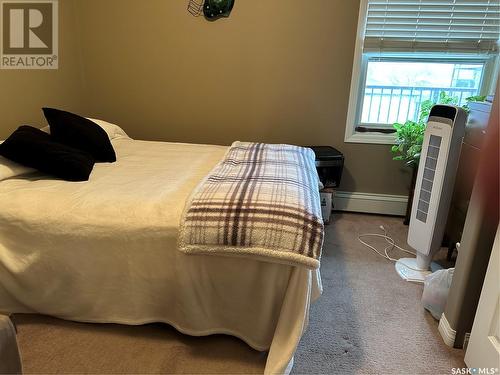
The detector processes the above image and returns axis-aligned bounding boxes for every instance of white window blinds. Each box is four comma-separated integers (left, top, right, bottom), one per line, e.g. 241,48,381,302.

364,0,500,53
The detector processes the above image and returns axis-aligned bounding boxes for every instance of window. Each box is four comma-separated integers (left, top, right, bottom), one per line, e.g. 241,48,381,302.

361,57,486,126
345,0,500,144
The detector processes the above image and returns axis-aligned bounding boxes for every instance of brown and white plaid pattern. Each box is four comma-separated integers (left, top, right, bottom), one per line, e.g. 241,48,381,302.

178,142,324,269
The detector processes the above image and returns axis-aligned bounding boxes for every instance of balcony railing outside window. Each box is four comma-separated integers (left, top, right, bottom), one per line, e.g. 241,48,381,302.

360,86,479,126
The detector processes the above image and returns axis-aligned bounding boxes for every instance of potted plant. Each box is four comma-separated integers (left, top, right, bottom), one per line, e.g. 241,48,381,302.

391,92,486,225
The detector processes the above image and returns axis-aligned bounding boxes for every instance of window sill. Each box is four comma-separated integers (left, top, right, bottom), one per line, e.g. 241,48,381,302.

344,131,396,145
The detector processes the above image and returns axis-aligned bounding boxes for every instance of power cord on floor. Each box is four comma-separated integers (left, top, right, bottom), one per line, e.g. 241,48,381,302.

358,226,425,271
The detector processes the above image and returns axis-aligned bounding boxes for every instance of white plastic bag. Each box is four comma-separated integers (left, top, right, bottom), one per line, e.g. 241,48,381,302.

422,268,455,320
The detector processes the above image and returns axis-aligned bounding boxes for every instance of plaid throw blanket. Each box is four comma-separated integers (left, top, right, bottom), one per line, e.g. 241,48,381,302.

178,142,324,269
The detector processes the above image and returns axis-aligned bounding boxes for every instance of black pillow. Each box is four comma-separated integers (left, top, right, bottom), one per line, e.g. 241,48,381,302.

42,108,116,163
0,126,95,182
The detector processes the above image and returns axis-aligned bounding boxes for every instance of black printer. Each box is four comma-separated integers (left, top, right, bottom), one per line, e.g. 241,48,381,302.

308,146,344,188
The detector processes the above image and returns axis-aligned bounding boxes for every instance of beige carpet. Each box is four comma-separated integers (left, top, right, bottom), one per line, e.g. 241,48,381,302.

14,213,465,374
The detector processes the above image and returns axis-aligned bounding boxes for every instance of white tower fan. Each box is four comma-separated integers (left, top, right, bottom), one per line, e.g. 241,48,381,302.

396,105,467,283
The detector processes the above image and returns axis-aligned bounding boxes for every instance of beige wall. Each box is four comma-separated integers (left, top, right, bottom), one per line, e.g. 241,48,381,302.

75,0,411,195
0,0,85,138
1,0,411,195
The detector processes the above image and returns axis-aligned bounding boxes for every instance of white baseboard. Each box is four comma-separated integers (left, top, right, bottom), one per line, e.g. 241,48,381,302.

438,313,471,349
439,313,456,347
333,191,408,216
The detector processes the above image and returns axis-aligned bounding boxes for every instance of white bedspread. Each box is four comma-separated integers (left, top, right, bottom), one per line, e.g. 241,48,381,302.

0,137,322,374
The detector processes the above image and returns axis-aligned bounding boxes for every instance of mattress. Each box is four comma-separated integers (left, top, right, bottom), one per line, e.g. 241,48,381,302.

0,136,322,374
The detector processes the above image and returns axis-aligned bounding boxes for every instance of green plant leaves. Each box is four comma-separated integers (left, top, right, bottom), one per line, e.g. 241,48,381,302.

462,95,487,112
391,91,486,167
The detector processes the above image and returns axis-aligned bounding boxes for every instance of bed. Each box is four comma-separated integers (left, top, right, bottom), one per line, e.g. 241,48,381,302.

0,124,323,374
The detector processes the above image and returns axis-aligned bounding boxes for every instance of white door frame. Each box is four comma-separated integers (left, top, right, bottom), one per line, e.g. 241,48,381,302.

464,224,500,371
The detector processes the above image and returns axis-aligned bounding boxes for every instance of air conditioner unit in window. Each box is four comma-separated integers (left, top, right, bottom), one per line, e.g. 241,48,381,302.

396,105,467,283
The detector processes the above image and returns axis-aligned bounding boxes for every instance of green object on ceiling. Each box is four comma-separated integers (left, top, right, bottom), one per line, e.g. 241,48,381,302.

203,0,235,20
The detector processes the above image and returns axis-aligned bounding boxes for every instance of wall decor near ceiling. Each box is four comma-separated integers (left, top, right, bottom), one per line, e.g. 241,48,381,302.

187,0,235,20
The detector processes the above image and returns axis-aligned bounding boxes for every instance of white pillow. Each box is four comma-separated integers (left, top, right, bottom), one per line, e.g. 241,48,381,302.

0,141,36,181
41,118,130,141
87,118,130,140
1,118,129,181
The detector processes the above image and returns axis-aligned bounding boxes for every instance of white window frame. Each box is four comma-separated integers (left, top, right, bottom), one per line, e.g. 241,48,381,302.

344,0,500,145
